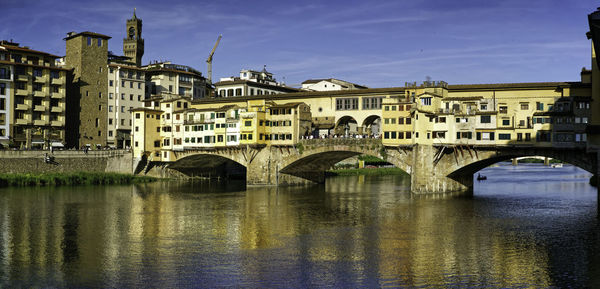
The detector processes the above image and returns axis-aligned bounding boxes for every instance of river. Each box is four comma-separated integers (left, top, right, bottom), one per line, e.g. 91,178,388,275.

0,163,598,287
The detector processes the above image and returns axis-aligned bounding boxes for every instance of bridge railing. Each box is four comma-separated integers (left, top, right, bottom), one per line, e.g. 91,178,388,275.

299,137,382,148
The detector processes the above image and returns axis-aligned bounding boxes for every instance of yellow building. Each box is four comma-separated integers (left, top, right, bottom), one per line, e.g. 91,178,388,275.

131,107,162,160
0,40,67,149
381,97,413,146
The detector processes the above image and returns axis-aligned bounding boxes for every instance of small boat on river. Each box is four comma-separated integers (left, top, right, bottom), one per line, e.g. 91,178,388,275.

477,173,487,181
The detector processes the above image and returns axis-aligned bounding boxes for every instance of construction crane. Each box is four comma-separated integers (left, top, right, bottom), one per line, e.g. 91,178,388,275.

206,34,222,84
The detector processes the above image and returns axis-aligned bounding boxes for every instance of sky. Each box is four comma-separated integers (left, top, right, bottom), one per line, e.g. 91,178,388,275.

1,0,597,88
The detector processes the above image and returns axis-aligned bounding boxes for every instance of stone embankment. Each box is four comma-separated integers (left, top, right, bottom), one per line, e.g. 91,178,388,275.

0,150,132,174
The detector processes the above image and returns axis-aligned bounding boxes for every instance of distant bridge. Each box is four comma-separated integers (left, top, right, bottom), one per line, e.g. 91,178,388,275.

140,139,597,194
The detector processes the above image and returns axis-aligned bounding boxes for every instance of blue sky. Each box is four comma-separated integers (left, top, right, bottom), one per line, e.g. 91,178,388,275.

1,0,597,87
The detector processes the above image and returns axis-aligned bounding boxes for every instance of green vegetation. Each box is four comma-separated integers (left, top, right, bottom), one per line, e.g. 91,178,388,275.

326,167,408,176
295,142,304,154
358,155,385,162
0,172,157,187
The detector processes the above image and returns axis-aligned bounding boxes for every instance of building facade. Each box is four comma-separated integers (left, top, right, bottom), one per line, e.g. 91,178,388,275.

107,63,145,148
64,31,111,149
0,40,67,149
301,78,368,91
144,62,207,100
215,68,298,97
123,9,144,66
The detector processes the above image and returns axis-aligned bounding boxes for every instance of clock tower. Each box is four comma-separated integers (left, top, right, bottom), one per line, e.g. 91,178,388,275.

123,8,144,66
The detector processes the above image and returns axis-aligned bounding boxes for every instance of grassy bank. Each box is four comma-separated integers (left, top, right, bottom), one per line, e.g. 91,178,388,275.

0,172,157,187
326,167,408,176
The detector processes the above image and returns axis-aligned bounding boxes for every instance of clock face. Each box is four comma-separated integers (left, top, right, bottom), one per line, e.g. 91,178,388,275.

129,27,135,38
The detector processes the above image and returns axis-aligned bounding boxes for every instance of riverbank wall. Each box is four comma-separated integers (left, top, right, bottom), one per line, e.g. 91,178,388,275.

0,150,132,174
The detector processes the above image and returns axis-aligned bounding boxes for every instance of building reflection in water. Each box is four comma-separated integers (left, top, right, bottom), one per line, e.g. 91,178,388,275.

0,170,596,287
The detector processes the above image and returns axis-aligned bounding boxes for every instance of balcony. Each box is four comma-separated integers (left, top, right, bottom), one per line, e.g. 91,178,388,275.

50,92,64,99
34,105,46,112
15,118,29,125
17,74,29,81
51,78,63,85
16,89,28,96
51,120,64,127
51,106,63,113
33,76,46,83
33,119,48,126
34,90,46,97
15,103,29,110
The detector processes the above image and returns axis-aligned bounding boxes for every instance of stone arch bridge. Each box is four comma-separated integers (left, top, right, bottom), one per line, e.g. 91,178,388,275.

142,139,598,194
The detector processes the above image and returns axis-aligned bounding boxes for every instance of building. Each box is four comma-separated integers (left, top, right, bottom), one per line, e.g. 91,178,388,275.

131,97,312,162
215,67,298,97
64,11,148,149
107,62,145,148
123,9,144,66
144,61,208,100
0,40,68,149
64,31,111,149
301,78,368,91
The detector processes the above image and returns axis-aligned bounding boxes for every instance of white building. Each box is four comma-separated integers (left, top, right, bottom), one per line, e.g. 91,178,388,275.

144,61,208,100
0,47,11,146
107,63,145,148
215,67,297,97
301,78,368,92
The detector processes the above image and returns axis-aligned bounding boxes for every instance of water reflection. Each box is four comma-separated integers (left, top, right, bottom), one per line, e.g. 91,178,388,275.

0,165,597,287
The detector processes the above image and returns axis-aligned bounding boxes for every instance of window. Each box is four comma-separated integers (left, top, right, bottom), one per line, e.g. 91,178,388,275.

499,133,511,140
121,106,125,113
121,93,125,100
520,103,529,110
245,120,252,126
362,97,383,110
335,98,359,110
480,104,487,110
130,94,133,100
87,37,92,46
536,102,544,111
109,93,113,99
480,115,491,123
0,83,5,95
109,80,113,86
420,97,432,106
109,105,113,112
502,119,510,126
499,106,508,114
33,69,42,77
97,38,102,47
109,118,113,125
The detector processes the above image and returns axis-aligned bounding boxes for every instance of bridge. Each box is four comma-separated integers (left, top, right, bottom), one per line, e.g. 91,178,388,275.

140,138,598,194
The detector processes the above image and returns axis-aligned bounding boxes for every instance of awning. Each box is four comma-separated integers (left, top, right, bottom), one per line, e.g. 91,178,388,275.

31,141,44,144
51,142,64,147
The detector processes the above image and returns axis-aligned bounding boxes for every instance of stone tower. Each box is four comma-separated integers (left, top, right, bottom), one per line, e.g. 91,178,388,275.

64,31,110,148
123,8,144,66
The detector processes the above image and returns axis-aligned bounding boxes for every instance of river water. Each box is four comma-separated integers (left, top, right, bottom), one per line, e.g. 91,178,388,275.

0,163,598,288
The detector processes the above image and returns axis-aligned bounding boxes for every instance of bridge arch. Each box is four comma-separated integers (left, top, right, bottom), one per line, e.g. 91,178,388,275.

334,116,358,136
279,139,412,183
440,147,596,187
362,115,381,137
168,153,247,179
